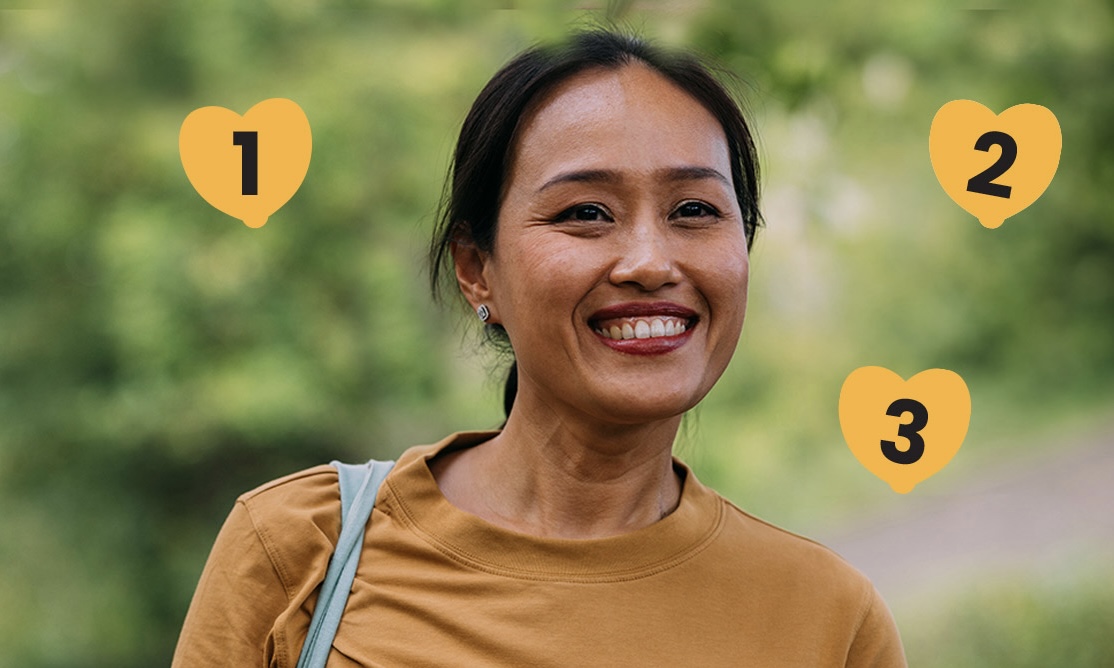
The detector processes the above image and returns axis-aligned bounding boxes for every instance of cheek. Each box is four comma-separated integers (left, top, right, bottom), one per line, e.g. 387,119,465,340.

498,235,605,303
701,245,750,325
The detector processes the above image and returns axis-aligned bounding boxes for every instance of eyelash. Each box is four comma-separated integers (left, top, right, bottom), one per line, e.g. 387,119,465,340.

550,201,721,223
551,203,613,223
672,201,721,220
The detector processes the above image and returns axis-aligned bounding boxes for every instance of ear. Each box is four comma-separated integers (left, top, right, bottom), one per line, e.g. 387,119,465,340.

450,239,498,322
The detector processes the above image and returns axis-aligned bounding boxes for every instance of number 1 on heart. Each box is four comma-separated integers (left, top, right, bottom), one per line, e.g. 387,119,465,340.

233,130,259,196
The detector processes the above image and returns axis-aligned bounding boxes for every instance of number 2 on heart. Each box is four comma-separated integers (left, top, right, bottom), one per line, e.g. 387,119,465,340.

966,130,1016,199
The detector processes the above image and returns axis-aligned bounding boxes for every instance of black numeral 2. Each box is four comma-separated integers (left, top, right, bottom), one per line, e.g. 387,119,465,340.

233,131,259,196
881,398,928,465
966,130,1016,199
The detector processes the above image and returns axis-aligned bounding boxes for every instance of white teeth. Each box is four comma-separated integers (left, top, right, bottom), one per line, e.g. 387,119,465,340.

595,317,691,340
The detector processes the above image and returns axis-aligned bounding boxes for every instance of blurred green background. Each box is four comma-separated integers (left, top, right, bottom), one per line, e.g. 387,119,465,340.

1,1,1111,666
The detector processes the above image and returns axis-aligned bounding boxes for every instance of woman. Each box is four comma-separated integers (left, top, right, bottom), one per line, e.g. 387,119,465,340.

174,30,906,667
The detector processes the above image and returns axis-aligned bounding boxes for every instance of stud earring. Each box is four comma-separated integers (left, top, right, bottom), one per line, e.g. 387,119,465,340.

476,304,491,322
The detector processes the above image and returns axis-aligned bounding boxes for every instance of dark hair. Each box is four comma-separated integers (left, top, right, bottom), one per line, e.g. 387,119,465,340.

428,29,763,420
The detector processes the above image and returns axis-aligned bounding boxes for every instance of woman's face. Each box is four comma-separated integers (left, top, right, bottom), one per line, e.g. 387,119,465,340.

462,62,749,426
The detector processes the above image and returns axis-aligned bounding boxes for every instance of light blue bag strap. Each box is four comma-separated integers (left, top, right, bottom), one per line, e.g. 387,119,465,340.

295,458,395,668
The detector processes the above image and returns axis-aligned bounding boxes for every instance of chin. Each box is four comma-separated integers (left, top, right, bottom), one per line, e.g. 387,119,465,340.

581,388,705,426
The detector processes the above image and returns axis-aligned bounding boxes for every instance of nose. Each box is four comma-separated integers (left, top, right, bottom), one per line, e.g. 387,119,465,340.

607,219,682,292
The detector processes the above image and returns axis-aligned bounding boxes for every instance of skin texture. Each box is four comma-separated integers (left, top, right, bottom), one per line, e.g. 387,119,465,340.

436,62,750,539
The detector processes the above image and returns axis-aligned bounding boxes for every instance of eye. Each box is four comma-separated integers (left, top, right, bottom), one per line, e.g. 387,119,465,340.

672,201,720,219
553,203,613,223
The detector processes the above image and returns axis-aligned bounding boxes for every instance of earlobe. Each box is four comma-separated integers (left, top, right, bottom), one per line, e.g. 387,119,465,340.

450,239,496,318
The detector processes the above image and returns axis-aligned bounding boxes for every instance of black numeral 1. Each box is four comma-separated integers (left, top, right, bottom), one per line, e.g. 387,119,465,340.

233,131,259,196
881,398,928,465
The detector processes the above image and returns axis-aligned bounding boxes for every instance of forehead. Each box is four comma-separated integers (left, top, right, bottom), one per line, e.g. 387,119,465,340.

507,62,731,187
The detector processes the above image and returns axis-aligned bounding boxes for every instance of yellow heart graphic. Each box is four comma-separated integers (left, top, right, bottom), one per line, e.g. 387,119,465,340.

179,98,312,228
839,366,971,493
929,100,1061,229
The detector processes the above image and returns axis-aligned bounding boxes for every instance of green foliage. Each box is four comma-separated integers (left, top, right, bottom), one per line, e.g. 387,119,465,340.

686,0,1114,526
902,570,1114,668
0,1,1111,665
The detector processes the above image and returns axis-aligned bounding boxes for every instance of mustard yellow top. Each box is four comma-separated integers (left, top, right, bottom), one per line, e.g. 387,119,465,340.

173,431,906,667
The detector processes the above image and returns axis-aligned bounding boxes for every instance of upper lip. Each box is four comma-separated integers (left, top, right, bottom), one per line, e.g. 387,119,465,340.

588,301,698,323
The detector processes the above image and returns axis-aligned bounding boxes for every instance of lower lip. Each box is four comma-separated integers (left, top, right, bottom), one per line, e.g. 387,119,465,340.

592,326,695,355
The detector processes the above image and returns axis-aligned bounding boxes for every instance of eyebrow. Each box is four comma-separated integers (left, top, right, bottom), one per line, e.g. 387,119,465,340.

537,166,731,193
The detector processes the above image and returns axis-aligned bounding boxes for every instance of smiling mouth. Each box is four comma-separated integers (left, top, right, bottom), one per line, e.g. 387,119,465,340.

592,316,694,340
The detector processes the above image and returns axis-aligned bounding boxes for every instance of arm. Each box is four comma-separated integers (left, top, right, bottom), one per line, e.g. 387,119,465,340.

171,500,292,668
845,586,907,668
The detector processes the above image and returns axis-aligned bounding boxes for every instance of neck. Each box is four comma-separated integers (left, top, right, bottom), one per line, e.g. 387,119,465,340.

431,391,684,540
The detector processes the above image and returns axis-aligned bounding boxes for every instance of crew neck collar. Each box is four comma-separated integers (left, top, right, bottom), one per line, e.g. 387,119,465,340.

380,431,725,582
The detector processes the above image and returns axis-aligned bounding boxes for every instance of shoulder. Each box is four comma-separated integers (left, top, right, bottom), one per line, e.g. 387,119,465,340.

699,491,874,616
239,464,339,507
233,437,454,562
677,467,879,613
237,465,341,535
232,465,342,596
173,465,346,666
675,464,872,595
717,496,873,592
712,497,906,664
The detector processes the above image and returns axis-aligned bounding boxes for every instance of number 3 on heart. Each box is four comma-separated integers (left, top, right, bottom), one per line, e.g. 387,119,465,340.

839,367,971,493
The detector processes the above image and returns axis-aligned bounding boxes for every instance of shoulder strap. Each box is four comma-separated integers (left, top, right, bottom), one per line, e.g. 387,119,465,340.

295,458,396,668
